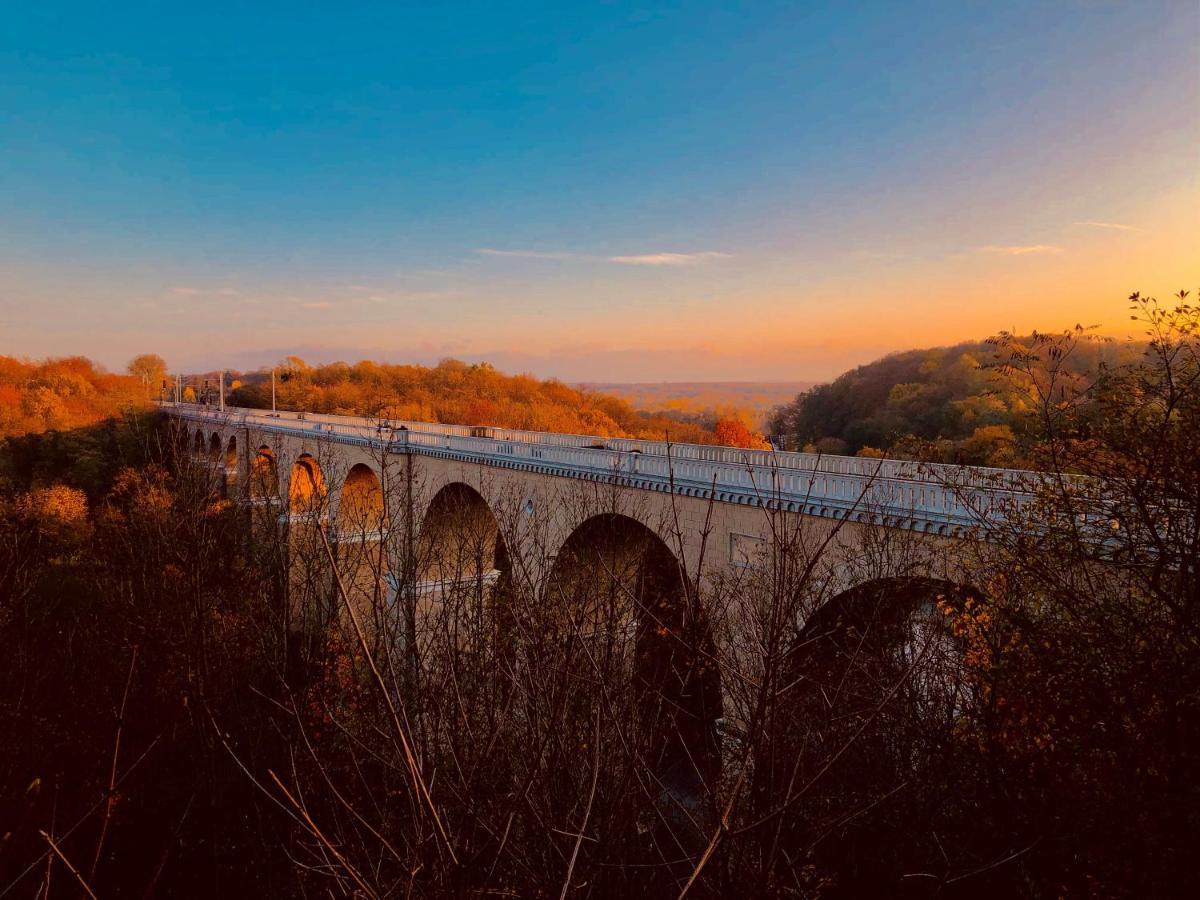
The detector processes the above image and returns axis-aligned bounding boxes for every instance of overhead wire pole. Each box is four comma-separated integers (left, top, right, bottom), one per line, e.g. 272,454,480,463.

219,370,225,411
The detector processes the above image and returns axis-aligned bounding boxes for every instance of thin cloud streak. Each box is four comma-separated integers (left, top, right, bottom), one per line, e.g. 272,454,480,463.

475,248,731,266
475,248,579,260
1073,220,1140,232
979,244,1065,256
608,252,731,266
169,286,201,295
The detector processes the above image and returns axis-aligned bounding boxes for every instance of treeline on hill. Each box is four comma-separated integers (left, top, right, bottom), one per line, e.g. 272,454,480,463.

227,357,765,447
0,355,155,442
769,335,1143,466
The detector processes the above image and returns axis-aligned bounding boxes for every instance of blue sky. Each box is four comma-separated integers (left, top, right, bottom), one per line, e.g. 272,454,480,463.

1,1,1196,379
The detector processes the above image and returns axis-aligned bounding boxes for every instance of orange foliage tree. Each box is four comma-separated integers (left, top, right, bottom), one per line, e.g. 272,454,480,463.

0,356,150,439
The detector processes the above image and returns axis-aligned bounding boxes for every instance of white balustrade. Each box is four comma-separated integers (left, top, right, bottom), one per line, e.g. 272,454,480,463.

164,402,1047,530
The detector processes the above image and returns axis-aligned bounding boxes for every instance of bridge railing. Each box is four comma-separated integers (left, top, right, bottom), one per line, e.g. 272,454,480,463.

165,402,1050,529
164,402,1034,485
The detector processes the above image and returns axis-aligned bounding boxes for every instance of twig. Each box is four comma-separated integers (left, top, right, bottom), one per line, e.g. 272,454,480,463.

39,831,99,900
90,646,138,881
558,710,601,900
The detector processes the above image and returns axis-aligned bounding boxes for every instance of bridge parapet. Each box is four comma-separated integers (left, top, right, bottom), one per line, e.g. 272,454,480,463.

165,402,1045,533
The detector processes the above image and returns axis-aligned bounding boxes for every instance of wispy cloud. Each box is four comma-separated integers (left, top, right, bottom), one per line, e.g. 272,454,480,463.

476,247,732,266
170,286,201,295
608,251,730,266
300,301,333,310
217,288,241,296
475,248,578,260
1073,220,1139,232
979,244,1065,256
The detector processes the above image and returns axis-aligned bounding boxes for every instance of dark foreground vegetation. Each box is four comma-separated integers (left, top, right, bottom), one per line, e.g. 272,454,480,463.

1,293,1197,898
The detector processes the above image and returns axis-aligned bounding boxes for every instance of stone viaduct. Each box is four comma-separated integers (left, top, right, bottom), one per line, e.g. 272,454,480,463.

168,401,1022,609
167,401,1027,802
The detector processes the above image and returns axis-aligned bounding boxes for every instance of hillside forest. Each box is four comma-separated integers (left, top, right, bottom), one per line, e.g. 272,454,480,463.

0,293,1197,897
769,333,1144,466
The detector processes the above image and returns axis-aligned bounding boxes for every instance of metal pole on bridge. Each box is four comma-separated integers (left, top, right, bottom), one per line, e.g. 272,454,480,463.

219,370,225,411
271,367,276,413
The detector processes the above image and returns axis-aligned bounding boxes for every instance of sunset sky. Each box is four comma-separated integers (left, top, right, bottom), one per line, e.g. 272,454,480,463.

1,1,1196,381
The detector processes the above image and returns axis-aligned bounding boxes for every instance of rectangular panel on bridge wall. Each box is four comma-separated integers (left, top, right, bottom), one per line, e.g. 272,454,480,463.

730,532,768,569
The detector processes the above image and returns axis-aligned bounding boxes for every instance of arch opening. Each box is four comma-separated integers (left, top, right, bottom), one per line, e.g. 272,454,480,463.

762,576,988,892
288,454,326,516
193,430,204,456
416,483,505,586
412,483,513,711
250,446,279,500
543,513,722,834
225,436,237,472
208,432,222,461
337,464,385,534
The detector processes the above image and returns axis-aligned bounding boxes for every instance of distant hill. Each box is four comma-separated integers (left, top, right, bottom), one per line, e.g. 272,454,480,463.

768,337,1144,466
577,381,815,428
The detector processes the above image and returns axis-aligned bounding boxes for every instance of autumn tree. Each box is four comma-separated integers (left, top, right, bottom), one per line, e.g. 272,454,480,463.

954,290,1200,893
712,416,753,448
126,353,168,394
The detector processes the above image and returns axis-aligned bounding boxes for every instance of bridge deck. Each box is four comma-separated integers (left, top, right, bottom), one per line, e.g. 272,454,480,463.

166,402,1038,533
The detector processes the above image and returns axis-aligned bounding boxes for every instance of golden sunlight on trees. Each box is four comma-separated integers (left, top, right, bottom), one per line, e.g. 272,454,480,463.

227,358,738,444
126,353,168,392
712,416,765,448
769,334,1143,466
0,356,149,439
15,484,89,525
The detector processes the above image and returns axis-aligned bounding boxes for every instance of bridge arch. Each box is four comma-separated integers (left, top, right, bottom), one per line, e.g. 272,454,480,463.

761,575,988,888
208,432,222,461
193,430,205,456
250,445,279,499
412,482,513,686
288,454,327,516
543,513,722,832
416,482,506,584
331,463,390,629
795,575,982,656
225,435,237,473
337,463,385,535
